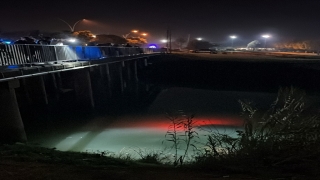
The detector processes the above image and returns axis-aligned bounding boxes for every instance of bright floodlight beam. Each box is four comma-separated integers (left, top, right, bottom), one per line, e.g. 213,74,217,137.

230,35,237,47
67,38,77,43
262,34,271,48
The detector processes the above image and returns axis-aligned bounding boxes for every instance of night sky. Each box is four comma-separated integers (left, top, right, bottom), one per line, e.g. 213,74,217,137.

2,0,320,46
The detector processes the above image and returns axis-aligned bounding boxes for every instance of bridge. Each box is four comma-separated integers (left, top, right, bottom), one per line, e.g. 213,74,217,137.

0,44,163,144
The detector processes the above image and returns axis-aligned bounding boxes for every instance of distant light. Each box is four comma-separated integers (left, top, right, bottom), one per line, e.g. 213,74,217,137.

141,33,147,36
196,38,202,41
230,36,237,39
262,35,271,38
92,35,96,38
160,39,168,43
149,44,157,48
68,38,76,43
132,30,138,33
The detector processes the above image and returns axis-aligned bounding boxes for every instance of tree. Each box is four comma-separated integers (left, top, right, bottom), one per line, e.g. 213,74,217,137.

126,37,147,46
94,34,127,45
186,39,215,50
273,40,320,51
73,30,95,45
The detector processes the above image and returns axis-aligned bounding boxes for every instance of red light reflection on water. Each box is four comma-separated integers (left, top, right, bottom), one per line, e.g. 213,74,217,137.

108,116,243,130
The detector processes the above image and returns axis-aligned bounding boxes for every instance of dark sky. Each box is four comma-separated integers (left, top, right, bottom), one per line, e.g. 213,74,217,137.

1,0,320,46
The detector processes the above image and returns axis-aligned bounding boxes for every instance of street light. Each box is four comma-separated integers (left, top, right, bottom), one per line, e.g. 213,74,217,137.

262,34,271,48
58,18,85,32
230,35,237,47
196,38,203,41
160,39,168,43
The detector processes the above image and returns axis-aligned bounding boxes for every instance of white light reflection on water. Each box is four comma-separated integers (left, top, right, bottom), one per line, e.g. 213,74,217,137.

30,88,278,157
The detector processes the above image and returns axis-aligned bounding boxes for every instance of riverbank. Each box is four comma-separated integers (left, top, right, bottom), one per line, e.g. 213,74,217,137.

0,144,316,180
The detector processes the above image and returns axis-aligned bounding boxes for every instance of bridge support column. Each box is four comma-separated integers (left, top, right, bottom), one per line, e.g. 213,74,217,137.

99,65,105,78
24,76,48,105
126,61,132,81
118,63,124,92
50,73,60,100
0,80,27,143
105,64,112,97
144,58,148,66
39,76,49,105
134,60,139,82
74,69,95,109
106,64,111,82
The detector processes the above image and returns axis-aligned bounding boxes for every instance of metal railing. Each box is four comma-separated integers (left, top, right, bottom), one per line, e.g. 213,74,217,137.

0,44,161,66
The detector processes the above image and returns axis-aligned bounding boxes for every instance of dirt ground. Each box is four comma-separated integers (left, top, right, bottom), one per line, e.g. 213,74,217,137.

0,160,266,180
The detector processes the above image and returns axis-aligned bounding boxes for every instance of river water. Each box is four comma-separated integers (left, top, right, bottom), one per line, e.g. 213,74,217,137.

22,55,320,159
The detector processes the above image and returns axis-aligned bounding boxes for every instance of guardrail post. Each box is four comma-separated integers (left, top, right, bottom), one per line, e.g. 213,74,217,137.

0,80,27,143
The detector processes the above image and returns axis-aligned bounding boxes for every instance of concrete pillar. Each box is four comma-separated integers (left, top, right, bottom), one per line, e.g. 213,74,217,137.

21,78,32,104
74,69,95,109
0,80,27,143
50,73,59,100
126,61,131,81
134,60,139,82
56,72,63,90
99,65,105,78
105,64,112,97
144,58,148,66
118,63,124,92
39,76,48,105
106,64,111,82
24,76,48,105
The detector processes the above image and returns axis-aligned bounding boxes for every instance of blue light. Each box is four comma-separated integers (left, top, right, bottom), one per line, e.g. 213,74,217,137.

149,44,157,48
8,65,19,69
4,41,11,44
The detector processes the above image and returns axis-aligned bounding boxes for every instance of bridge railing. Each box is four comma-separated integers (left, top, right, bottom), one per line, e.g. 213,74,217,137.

0,44,160,66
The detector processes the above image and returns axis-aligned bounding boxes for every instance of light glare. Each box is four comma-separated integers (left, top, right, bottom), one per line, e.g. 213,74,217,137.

262,35,271,38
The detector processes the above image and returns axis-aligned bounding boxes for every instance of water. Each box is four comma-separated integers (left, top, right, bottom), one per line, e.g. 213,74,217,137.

21,56,320,159
25,87,277,158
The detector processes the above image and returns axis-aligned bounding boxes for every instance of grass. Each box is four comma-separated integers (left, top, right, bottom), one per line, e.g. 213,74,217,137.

189,87,320,178
0,143,256,180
